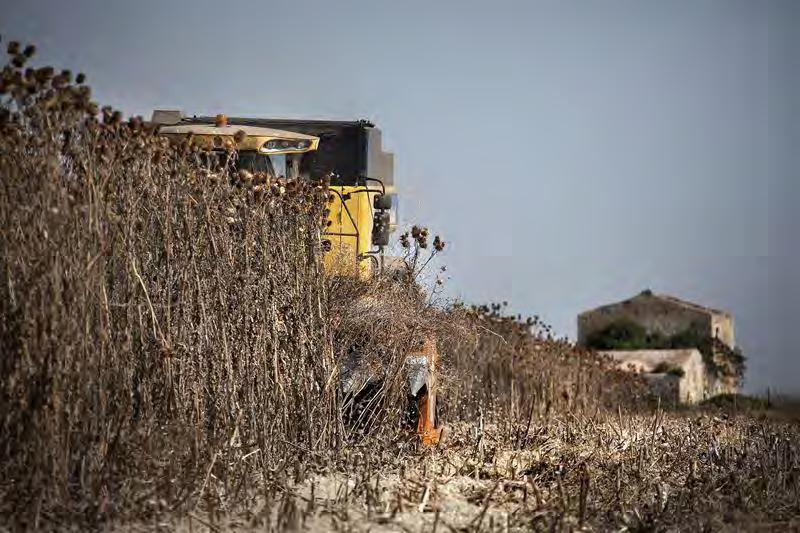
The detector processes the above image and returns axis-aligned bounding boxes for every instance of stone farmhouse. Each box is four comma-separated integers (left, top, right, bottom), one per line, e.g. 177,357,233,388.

577,290,741,404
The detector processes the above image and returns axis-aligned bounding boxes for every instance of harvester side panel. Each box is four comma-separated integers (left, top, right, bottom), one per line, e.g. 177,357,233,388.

324,185,376,278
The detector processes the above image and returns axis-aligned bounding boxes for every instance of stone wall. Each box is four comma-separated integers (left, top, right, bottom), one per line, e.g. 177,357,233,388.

602,348,708,404
641,374,681,405
710,313,735,348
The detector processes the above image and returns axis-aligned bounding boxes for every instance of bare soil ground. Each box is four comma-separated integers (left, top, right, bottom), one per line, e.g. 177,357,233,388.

130,409,800,532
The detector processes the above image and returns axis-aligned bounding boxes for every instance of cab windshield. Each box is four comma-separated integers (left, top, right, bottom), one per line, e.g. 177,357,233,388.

234,151,276,174
199,150,277,177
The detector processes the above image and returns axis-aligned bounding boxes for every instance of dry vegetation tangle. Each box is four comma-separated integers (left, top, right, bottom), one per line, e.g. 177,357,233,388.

1,41,799,531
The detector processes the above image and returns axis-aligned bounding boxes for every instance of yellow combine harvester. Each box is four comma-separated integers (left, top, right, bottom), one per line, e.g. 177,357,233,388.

152,111,442,445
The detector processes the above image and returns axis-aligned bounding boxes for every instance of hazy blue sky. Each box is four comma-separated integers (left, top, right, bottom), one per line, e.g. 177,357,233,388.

2,0,797,393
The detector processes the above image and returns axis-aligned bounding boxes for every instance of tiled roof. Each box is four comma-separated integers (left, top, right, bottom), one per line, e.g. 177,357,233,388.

651,293,729,317
580,291,730,318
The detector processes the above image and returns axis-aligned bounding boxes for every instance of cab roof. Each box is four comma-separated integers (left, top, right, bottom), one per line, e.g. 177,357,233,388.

158,123,318,142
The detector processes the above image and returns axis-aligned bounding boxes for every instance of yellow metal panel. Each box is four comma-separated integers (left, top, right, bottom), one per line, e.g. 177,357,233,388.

323,186,375,279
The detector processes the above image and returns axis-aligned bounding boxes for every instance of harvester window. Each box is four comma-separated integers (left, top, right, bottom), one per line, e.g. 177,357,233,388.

268,154,286,177
198,150,274,175
197,150,230,171
234,151,276,175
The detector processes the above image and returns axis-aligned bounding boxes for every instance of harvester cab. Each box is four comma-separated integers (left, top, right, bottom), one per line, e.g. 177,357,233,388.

153,110,319,180
151,110,442,446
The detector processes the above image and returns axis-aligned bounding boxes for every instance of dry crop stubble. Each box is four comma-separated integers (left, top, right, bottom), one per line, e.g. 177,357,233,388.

2,38,799,531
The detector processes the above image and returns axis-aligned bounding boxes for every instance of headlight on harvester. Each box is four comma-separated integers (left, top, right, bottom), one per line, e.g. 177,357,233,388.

261,139,311,152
